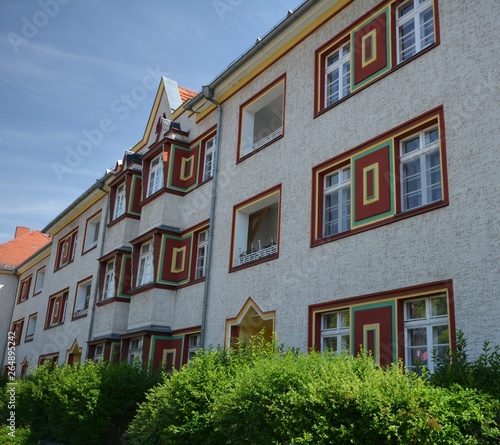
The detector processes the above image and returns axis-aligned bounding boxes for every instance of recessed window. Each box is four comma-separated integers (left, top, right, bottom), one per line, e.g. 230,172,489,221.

323,165,351,237
396,0,435,63
83,212,101,252
325,42,351,107
202,137,215,182
400,126,441,211
45,291,68,328
11,319,24,346
25,314,37,341
17,276,32,303
74,280,91,316
147,155,164,197
56,230,78,270
103,260,116,300
195,230,208,279
94,344,105,362
128,337,143,365
321,310,350,353
34,267,45,295
137,241,154,286
239,77,285,159
404,294,449,373
232,187,280,268
188,334,201,360
114,183,126,219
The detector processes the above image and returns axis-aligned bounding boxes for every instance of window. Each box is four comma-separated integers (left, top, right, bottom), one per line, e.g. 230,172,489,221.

56,230,78,270
83,213,101,252
195,230,208,279
202,137,215,182
400,126,441,211
128,337,143,365
11,319,24,346
25,314,37,341
147,155,164,197
325,42,350,107
38,354,59,366
46,291,68,328
34,267,45,295
188,334,201,360
103,260,116,299
232,187,280,268
239,77,285,159
74,280,91,316
323,166,351,237
321,310,350,353
17,276,32,303
94,344,104,362
396,0,435,63
114,183,127,219
404,294,449,373
137,241,154,286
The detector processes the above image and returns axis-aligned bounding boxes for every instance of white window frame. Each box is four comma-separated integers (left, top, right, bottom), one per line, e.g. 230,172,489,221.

114,183,126,219
94,344,104,363
404,294,449,373
26,314,37,340
137,241,154,286
195,230,208,279
400,126,441,211
320,309,350,353
202,137,215,182
188,334,201,360
84,214,101,251
34,267,45,295
147,155,163,197
75,280,91,315
396,0,435,63
323,165,351,237
325,42,350,107
128,337,143,365
103,260,116,300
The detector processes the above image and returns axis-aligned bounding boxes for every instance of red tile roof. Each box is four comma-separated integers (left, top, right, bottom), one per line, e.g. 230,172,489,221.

178,86,197,103
0,228,51,268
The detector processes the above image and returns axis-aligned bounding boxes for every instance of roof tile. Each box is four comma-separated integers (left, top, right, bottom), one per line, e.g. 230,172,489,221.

0,230,51,268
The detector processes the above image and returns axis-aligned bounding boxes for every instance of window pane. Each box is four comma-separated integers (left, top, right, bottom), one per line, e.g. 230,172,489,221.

399,21,416,60
406,300,426,319
326,171,339,188
430,295,447,317
403,136,420,155
340,310,350,328
408,327,427,346
340,335,350,352
408,347,428,367
324,336,338,351
424,128,438,146
420,7,434,48
432,325,449,345
323,313,338,330
399,1,415,17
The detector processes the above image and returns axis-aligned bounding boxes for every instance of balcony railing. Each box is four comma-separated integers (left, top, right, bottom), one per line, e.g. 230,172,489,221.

252,127,283,152
235,243,277,266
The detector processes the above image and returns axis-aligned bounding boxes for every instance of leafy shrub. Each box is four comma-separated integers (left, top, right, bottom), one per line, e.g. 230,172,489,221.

127,337,500,445
432,330,500,399
16,361,160,445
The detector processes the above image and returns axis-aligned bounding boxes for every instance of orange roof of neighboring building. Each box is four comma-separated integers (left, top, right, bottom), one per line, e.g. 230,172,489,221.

0,227,51,268
178,86,197,103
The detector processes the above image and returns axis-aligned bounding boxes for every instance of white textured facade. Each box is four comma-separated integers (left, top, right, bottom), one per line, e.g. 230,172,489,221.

2,0,499,374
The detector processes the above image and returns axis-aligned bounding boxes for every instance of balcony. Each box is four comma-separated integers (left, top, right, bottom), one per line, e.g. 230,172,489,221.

235,242,277,267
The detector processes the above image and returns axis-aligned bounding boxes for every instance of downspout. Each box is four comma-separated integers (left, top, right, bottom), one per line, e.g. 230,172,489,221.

86,183,111,354
200,87,222,349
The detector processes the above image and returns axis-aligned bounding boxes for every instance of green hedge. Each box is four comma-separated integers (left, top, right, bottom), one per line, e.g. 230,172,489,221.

14,361,160,445
127,339,500,445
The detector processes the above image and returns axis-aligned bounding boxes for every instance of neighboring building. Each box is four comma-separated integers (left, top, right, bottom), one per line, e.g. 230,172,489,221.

2,0,499,375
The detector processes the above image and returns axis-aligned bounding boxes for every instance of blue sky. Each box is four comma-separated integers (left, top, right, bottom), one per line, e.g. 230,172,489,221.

0,0,300,244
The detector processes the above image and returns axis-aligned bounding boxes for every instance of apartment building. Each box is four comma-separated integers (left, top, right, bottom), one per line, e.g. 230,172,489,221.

3,0,499,375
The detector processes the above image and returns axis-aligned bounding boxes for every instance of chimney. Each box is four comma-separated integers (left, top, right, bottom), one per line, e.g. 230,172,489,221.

15,226,30,239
